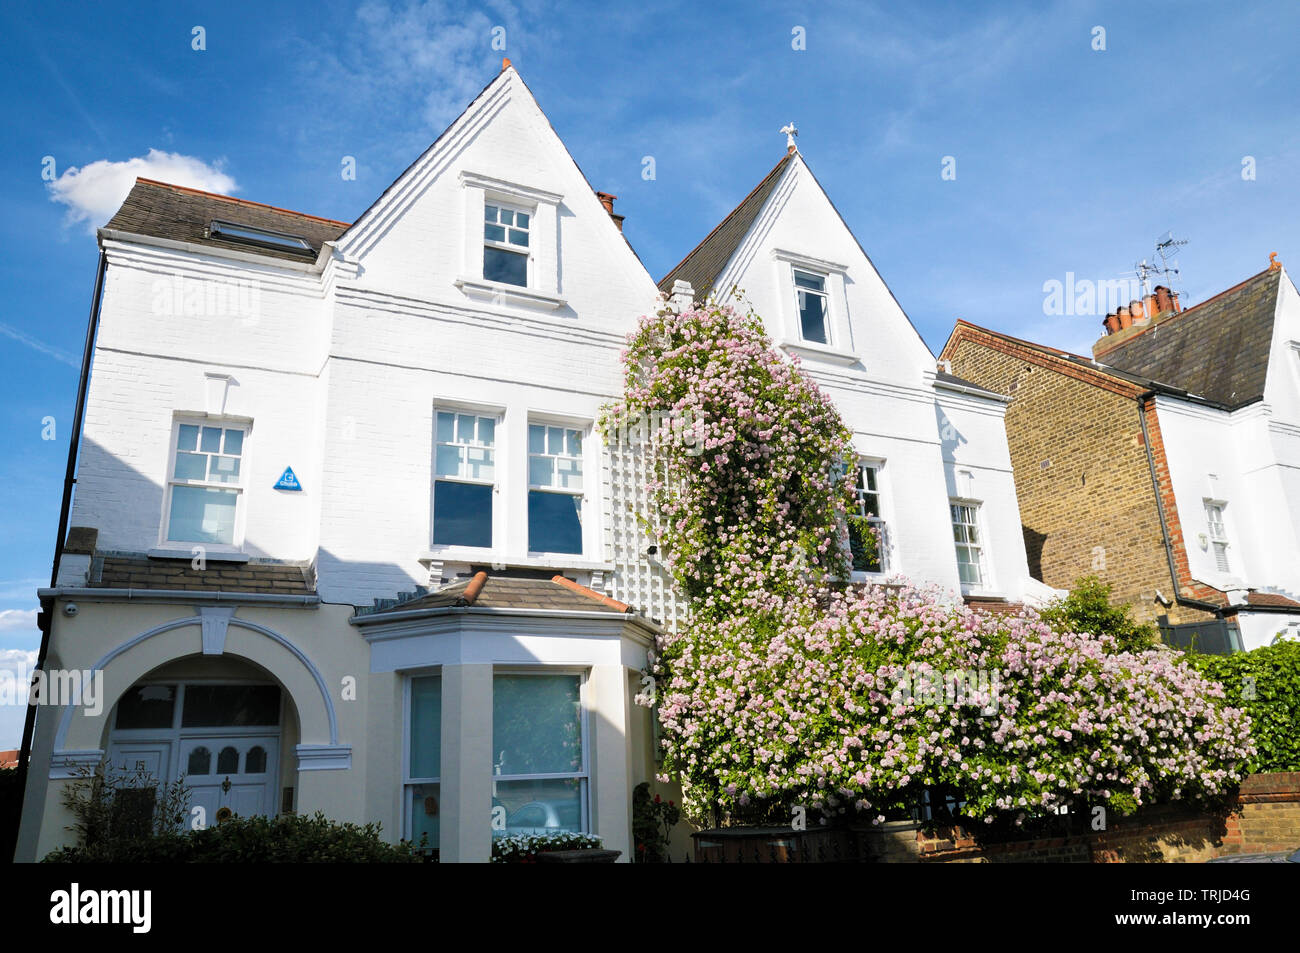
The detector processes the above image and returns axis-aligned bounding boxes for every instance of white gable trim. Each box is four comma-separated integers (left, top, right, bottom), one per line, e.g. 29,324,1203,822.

335,72,513,260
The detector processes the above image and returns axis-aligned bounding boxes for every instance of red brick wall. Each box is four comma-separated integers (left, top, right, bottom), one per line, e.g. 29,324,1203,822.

858,772,1300,862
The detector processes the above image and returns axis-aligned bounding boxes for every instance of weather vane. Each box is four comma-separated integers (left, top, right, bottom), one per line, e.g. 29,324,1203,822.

780,122,798,154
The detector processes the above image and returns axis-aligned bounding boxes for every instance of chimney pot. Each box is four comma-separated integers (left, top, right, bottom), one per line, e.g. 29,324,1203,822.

1103,313,1121,334
1154,285,1173,316
1139,294,1157,325
1117,306,1133,330
595,191,624,232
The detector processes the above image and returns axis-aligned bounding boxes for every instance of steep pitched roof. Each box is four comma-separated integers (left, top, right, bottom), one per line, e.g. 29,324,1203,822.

943,320,1203,401
103,178,349,262
1095,268,1281,408
657,153,792,297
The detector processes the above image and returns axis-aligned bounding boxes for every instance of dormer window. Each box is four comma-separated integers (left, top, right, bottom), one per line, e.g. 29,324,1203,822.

483,203,530,287
794,269,829,344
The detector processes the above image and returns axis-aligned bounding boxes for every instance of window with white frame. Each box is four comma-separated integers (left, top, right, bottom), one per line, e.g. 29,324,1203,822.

849,463,887,573
483,202,530,287
793,268,830,344
492,672,587,836
433,410,497,549
527,422,584,555
1205,501,1231,572
405,675,441,852
950,501,984,586
165,420,247,546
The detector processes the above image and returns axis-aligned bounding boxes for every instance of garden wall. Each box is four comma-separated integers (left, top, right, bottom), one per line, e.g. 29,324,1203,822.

856,772,1300,863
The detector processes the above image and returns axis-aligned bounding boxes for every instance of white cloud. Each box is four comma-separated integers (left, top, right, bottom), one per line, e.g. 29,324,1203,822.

0,609,38,632
48,148,238,234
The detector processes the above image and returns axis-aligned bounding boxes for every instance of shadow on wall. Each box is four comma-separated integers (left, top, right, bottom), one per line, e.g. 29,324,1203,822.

68,437,435,607
933,401,968,458
1023,525,1046,582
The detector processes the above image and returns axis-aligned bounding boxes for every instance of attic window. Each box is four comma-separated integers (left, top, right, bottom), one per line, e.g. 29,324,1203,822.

209,220,313,254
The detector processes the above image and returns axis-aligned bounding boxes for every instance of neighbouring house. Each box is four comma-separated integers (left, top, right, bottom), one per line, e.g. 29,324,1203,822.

16,64,1051,863
942,262,1300,652
654,146,1057,616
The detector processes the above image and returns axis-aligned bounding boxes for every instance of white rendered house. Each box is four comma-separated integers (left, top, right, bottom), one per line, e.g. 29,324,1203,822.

17,67,1050,863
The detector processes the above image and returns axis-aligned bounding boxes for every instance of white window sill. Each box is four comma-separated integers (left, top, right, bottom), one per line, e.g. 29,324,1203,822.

779,338,860,365
454,277,566,312
961,586,1007,600
148,547,249,564
419,550,614,573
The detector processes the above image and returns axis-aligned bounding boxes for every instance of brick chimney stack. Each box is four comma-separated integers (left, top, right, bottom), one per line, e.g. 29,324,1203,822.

595,191,624,232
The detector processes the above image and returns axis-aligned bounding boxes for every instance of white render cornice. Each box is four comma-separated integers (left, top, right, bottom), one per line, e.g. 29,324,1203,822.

458,170,564,206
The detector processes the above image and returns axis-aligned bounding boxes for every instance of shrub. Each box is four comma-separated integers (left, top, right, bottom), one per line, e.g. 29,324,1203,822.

631,781,680,862
1038,576,1158,653
653,585,1253,827
1182,639,1300,773
44,811,424,863
490,831,602,863
615,299,1253,833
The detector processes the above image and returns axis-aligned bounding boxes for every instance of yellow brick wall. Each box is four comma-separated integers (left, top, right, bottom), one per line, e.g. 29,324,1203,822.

946,338,1212,626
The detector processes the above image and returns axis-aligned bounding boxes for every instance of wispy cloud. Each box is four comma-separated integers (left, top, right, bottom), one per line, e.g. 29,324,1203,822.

0,322,79,367
0,609,38,633
47,149,238,235
280,1,552,172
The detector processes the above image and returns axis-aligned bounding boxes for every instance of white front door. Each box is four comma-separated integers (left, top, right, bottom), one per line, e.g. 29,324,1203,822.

179,736,279,823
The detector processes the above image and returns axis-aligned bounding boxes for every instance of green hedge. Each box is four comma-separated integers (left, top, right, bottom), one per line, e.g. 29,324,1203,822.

42,811,425,863
1182,640,1300,773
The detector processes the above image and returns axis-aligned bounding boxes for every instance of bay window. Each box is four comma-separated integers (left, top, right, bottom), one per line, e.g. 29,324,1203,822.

405,675,441,851
492,672,587,835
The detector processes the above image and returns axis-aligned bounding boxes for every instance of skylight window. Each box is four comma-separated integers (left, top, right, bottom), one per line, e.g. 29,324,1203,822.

209,220,314,254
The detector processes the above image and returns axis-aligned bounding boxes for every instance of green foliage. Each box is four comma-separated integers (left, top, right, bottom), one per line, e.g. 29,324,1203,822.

1182,640,1300,773
1038,576,1157,653
57,760,191,849
44,811,425,863
46,759,422,862
631,782,680,862
490,831,603,863
847,516,881,573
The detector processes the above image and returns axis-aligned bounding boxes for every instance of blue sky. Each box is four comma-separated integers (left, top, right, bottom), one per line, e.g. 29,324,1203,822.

1,0,1298,745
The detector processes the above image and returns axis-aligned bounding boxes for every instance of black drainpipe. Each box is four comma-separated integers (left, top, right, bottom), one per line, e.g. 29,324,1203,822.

7,249,107,862
1137,391,1224,618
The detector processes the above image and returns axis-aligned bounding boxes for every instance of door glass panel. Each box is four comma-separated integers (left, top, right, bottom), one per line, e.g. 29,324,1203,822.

187,746,212,776
245,746,267,774
217,746,239,774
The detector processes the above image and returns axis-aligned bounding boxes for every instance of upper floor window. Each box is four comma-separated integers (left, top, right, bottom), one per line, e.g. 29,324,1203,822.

528,423,584,555
1204,500,1231,572
433,411,497,549
950,501,984,587
484,203,530,287
849,463,887,573
793,268,829,344
166,421,247,546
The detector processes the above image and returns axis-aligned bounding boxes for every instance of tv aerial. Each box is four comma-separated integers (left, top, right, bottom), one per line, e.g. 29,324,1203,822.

1127,231,1188,296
